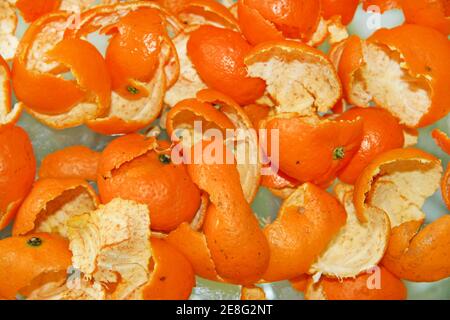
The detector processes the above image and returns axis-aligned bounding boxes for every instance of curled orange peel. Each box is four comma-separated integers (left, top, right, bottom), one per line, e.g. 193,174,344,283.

12,12,111,129
62,1,182,134
353,148,442,226
176,0,240,30
0,233,72,300
262,183,347,282
13,178,99,238
337,25,450,128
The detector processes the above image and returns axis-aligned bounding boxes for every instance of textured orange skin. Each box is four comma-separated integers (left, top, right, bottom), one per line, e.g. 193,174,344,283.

382,216,450,282
242,104,270,130
105,8,164,100
0,233,72,300
368,24,450,128
187,25,266,105
336,35,364,106
241,286,266,300
177,0,240,30
142,238,195,300
167,222,220,281
187,142,270,285
402,0,450,35
314,266,407,300
337,107,404,184
353,148,440,222
13,178,99,236
362,0,401,12
237,0,284,45
98,134,201,232
265,116,363,185
0,126,36,230
16,0,61,23
238,0,321,43
262,183,347,282
322,0,359,25
39,146,100,181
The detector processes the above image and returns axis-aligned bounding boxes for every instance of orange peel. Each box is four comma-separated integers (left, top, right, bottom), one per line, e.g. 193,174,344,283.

237,0,321,45
12,12,111,129
0,0,18,60
264,114,363,185
13,178,99,238
176,0,240,30
0,233,72,300
309,183,390,279
97,134,201,232
64,1,182,134
39,146,101,181
185,141,270,284
381,215,450,282
401,0,450,35
338,25,450,128
241,286,266,300
0,55,22,127
305,266,407,300
167,89,261,203
262,183,347,282
0,125,36,231
187,25,266,105
27,198,195,300
353,148,442,227
336,107,405,185
245,41,342,116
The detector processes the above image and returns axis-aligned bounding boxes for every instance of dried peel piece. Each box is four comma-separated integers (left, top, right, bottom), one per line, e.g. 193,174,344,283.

309,183,390,279
245,41,342,116
13,178,99,238
354,148,442,227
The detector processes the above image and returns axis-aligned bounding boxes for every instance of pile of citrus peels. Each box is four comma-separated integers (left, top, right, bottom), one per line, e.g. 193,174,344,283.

0,0,449,301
